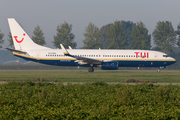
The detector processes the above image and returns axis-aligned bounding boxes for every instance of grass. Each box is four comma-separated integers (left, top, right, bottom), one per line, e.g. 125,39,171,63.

0,69,180,83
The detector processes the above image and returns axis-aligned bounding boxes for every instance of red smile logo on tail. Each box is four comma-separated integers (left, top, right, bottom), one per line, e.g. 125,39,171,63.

14,33,26,43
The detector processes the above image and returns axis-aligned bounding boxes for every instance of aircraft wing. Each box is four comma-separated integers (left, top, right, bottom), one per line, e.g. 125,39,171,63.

74,56,102,64
60,44,102,65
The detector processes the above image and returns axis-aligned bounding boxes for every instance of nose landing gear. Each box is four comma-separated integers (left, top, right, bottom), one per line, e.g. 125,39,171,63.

157,66,166,72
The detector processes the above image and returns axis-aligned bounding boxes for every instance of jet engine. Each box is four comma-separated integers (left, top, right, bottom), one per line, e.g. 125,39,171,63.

101,61,118,70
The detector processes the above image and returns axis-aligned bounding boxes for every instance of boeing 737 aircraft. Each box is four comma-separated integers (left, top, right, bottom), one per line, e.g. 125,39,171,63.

6,18,176,72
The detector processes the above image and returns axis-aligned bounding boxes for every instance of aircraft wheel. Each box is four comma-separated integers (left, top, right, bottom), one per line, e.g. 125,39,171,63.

88,67,94,72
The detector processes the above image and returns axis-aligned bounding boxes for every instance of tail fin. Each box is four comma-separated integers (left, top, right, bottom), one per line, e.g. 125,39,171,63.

8,18,50,50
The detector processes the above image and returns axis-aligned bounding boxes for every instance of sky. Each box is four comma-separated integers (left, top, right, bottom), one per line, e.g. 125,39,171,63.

0,0,180,49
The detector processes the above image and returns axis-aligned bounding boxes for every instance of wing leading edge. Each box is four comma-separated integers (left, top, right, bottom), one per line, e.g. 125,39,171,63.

60,44,102,65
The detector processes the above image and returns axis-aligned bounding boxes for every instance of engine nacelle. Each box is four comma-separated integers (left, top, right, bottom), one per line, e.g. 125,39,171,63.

101,61,118,70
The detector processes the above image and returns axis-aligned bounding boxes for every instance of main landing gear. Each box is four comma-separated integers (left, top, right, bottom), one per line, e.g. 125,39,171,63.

88,66,94,72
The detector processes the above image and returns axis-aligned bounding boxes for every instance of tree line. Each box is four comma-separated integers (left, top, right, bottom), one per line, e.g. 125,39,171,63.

0,20,180,56
84,21,180,56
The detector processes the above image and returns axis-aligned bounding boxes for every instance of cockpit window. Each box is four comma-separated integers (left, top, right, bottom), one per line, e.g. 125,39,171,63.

163,55,170,57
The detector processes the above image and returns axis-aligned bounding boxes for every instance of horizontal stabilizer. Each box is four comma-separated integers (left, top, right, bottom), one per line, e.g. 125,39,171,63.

5,48,26,54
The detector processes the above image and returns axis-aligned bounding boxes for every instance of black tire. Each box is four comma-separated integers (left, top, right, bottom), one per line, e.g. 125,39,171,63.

92,68,94,72
88,67,94,72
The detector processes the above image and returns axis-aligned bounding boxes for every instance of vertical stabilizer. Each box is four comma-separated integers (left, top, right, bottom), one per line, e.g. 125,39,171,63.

8,18,50,50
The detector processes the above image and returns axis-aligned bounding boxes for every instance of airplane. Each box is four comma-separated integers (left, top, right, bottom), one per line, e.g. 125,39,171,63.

6,18,176,72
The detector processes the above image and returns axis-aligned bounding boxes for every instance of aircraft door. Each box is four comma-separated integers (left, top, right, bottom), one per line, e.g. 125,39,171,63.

154,53,158,61
36,52,40,59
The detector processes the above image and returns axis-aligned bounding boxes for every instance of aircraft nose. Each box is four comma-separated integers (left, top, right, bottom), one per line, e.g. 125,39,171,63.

171,57,176,63
174,58,176,63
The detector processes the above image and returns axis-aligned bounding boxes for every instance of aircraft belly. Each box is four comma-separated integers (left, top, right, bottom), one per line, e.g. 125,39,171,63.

117,60,175,67
38,60,77,66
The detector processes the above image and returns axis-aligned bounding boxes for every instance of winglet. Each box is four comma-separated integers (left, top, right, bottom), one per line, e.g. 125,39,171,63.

69,46,72,49
60,44,69,55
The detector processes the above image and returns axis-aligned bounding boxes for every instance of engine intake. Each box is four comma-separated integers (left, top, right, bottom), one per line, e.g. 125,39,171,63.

101,61,118,70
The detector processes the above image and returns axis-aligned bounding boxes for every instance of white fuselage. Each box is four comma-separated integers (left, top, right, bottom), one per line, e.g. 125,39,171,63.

13,48,176,68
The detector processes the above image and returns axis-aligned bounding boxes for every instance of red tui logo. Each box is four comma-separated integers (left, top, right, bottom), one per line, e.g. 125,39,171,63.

14,33,25,43
134,52,149,58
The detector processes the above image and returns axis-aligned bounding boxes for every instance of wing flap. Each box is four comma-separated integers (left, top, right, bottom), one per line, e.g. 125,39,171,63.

76,57,101,64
